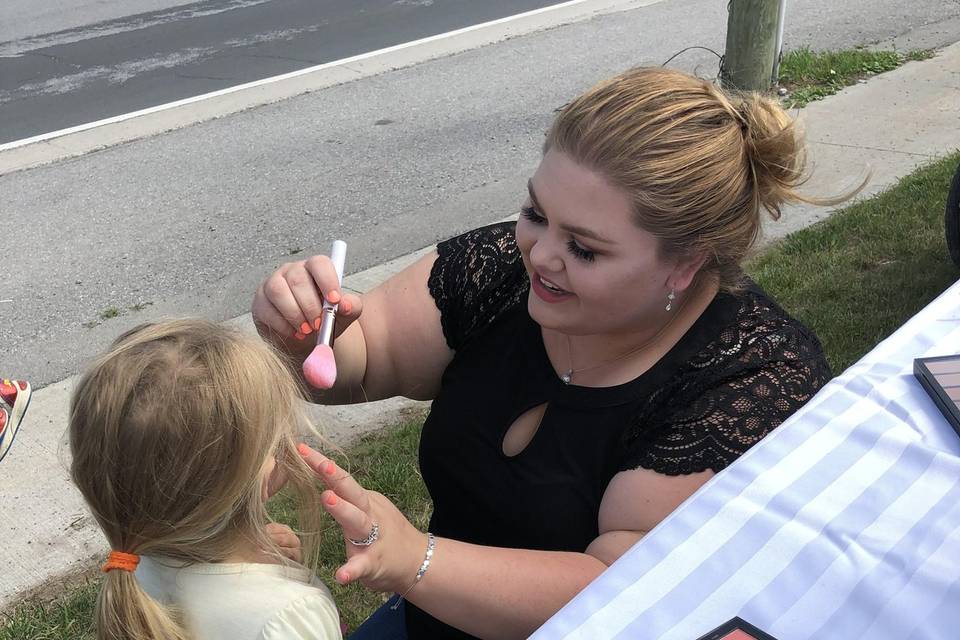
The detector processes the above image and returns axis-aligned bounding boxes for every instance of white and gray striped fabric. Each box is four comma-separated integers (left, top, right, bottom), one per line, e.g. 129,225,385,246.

533,281,960,640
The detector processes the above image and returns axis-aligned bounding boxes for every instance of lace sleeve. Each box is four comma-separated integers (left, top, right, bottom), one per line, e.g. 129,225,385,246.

427,222,528,350
621,324,831,475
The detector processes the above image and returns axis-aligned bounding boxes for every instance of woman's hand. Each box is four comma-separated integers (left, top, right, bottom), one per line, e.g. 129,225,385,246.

298,444,427,593
251,255,364,354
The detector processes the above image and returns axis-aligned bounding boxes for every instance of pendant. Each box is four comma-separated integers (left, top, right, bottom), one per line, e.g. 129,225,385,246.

561,370,573,384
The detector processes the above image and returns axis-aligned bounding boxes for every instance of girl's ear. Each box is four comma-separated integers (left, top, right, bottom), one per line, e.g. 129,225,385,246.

261,455,288,502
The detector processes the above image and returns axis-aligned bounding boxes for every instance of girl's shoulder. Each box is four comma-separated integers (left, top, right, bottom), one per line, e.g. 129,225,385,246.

137,558,342,639
259,586,343,640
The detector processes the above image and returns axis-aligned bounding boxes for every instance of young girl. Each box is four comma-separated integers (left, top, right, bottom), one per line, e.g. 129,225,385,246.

69,319,342,640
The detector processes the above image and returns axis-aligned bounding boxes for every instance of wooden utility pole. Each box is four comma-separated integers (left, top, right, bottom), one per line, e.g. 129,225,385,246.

721,0,781,92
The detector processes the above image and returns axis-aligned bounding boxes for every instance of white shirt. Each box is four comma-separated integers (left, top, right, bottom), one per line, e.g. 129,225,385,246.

136,556,342,640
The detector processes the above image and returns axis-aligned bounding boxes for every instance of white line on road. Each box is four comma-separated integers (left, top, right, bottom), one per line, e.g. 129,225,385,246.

0,0,600,153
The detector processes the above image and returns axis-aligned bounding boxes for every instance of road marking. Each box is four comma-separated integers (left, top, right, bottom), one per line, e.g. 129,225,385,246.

0,0,599,152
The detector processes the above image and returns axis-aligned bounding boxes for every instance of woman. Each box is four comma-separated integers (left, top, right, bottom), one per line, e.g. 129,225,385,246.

252,67,840,639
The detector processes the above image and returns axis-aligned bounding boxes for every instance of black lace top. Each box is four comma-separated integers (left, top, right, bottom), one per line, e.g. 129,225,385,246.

406,222,830,639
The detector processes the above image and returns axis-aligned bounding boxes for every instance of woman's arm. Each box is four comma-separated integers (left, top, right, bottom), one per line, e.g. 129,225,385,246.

299,446,712,639
405,468,712,638
407,538,607,639
252,251,453,404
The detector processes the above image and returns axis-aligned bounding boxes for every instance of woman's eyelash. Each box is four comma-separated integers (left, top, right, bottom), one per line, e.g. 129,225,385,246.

520,205,545,223
567,239,595,262
522,205,596,262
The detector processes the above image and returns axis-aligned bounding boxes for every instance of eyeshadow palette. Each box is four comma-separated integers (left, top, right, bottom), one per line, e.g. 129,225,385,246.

695,617,779,640
914,355,960,436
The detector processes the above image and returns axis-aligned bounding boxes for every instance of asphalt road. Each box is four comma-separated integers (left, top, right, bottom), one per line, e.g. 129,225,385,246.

0,0,567,144
2,0,960,385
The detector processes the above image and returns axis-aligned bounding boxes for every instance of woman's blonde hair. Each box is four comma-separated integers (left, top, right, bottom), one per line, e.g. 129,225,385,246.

69,319,324,640
546,67,855,290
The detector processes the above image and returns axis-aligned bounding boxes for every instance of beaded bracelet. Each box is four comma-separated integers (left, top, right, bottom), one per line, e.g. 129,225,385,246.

391,532,436,610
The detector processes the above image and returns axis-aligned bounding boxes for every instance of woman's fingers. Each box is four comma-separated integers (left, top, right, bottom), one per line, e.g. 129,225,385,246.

303,256,363,337
337,555,373,586
285,263,328,336
336,554,373,586
263,268,310,335
337,291,363,326
322,490,377,542
304,255,344,305
298,444,370,511
252,283,297,339
252,255,354,341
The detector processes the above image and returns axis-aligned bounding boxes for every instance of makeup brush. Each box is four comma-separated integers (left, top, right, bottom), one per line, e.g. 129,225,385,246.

303,240,346,389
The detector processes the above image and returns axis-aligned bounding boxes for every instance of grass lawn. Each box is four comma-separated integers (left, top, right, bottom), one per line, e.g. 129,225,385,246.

3,151,959,638
778,46,933,108
748,151,960,373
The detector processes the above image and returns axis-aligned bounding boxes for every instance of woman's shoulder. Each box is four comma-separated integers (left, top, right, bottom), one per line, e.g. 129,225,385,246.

428,221,530,350
435,220,520,260
691,280,827,374
732,282,826,364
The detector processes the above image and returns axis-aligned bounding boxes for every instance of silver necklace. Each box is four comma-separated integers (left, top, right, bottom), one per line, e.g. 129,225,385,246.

559,294,687,385
560,333,658,384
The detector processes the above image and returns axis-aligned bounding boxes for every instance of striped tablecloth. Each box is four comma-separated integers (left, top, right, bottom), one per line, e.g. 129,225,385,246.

534,280,960,640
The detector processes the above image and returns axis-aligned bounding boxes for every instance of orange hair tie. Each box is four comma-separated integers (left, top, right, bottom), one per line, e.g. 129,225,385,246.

102,551,140,573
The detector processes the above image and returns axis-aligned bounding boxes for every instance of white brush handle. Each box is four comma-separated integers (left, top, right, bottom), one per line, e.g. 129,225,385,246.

329,240,347,285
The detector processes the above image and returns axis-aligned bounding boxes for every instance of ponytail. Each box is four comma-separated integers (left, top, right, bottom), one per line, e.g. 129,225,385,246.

96,569,190,640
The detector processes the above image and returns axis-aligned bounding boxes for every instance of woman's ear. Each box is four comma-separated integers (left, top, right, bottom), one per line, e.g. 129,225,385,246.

669,251,709,293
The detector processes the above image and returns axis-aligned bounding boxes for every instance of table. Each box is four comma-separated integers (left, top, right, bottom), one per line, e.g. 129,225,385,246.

533,281,960,640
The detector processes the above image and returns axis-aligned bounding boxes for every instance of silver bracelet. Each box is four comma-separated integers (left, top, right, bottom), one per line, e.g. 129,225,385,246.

391,532,435,610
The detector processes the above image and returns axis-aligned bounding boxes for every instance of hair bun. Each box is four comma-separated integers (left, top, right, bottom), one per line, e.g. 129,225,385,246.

736,94,807,220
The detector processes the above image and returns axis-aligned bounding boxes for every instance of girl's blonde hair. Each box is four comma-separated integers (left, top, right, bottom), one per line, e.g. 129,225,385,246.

69,319,324,640
546,67,856,291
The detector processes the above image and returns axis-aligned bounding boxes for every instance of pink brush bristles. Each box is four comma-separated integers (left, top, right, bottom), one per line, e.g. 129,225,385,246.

303,344,337,389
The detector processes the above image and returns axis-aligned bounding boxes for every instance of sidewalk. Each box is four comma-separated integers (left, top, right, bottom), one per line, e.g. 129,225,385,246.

2,43,959,614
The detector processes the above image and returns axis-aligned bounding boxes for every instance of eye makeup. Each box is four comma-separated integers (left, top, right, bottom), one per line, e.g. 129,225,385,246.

914,355,960,436
695,617,779,640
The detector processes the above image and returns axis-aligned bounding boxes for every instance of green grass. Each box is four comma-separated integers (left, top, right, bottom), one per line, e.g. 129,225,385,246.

747,151,960,373
779,46,934,108
5,153,960,638
0,581,99,640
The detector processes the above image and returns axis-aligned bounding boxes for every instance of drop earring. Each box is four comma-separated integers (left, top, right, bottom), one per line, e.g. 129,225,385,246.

665,289,676,312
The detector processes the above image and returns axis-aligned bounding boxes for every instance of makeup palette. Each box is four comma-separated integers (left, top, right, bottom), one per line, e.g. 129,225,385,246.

695,617,778,640
914,355,960,436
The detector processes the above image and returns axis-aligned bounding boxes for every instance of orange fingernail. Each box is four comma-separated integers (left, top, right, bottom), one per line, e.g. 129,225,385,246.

325,493,338,506
342,300,352,314
324,461,336,475
297,443,310,456
301,322,314,335
294,331,305,340
327,290,341,304
313,316,323,330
